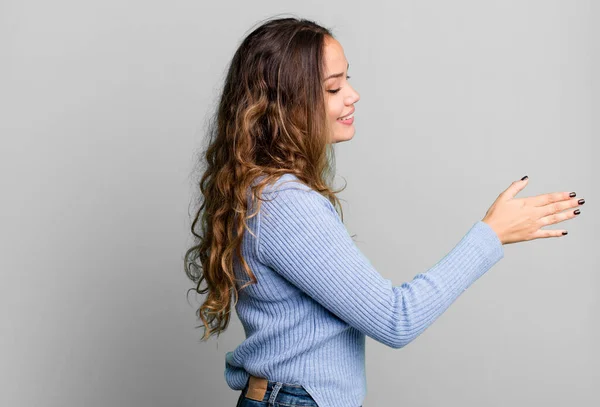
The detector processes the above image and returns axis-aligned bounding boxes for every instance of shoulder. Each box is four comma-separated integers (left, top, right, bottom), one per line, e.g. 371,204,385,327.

258,173,312,195
253,174,337,216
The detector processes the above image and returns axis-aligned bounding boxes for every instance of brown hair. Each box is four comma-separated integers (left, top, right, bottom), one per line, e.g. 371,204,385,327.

184,16,348,342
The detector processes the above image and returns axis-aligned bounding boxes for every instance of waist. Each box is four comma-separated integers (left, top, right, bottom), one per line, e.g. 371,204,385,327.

242,374,314,404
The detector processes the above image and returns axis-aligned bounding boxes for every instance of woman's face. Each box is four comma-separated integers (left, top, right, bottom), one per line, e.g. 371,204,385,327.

322,36,360,144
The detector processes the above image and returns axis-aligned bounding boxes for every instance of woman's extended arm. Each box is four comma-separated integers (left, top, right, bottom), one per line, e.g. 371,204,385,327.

256,186,504,349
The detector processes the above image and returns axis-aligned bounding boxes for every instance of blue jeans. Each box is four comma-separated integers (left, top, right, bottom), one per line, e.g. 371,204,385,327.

236,376,318,407
235,375,362,407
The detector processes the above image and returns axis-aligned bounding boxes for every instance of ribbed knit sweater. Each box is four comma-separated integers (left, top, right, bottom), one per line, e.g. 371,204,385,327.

224,173,504,407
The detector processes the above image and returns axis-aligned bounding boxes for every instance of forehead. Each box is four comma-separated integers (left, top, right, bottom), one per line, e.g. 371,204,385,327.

323,37,347,73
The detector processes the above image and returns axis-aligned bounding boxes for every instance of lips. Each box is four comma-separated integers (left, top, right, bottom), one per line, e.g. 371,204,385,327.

337,108,355,120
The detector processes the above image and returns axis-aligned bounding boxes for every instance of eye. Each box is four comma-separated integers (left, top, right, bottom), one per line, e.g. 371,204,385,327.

326,76,351,94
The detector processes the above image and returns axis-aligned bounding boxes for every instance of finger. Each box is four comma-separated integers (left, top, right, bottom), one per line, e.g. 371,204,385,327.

531,228,569,239
528,191,573,208
537,206,581,227
537,196,583,217
501,177,529,201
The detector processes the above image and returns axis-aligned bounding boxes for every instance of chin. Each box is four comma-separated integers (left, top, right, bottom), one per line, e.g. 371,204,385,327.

332,129,355,143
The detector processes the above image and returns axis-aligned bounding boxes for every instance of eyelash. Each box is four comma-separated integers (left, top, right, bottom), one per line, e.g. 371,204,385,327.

327,76,351,94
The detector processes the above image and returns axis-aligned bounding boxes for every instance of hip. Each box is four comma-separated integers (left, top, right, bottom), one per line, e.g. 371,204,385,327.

236,375,318,407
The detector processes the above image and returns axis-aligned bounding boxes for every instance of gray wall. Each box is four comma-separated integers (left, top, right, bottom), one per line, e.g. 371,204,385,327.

2,1,597,406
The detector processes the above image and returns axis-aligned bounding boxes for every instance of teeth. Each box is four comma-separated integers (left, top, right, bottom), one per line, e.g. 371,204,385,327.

338,112,354,120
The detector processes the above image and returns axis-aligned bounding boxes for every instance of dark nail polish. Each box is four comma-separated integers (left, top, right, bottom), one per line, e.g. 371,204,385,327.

521,175,528,181
562,231,568,235
578,199,585,205
574,209,581,215
569,192,576,198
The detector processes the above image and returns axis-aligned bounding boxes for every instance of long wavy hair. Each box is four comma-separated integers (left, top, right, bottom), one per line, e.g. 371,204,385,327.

184,16,349,342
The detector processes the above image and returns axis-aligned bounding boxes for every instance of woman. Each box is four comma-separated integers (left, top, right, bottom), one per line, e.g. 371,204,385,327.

184,16,585,407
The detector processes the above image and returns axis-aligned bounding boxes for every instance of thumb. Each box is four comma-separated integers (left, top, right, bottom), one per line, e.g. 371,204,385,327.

502,175,529,200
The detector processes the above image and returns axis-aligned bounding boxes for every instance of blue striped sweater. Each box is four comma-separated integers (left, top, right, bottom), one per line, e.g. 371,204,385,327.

224,173,504,407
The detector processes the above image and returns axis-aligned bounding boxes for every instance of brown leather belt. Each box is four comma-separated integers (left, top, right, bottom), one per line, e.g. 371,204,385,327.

246,375,269,401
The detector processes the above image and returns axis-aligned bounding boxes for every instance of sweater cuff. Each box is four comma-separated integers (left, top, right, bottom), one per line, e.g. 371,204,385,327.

470,220,504,266
433,219,505,290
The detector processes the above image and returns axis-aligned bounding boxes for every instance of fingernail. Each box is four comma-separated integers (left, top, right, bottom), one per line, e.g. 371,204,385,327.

569,192,576,197
562,231,568,235
578,199,585,205
574,209,581,215
521,175,528,181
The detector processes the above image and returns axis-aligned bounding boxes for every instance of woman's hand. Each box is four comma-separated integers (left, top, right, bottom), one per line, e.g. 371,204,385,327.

482,176,585,245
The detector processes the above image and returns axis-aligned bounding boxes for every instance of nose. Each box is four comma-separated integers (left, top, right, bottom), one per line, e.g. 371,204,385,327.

346,85,360,105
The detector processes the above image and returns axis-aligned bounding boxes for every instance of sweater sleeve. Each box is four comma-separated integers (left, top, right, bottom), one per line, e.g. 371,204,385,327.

256,186,504,349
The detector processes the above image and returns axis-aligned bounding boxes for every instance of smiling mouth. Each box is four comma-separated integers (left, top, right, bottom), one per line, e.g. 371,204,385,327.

337,112,354,121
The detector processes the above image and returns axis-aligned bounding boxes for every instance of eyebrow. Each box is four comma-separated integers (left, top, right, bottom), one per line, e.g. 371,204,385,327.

324,62,350,81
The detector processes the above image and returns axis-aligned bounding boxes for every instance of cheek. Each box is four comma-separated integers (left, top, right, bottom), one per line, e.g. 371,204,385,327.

327,99,342,121
330,111,338,122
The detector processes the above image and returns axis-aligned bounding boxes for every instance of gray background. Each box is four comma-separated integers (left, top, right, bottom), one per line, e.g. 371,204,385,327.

2,1,598,406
